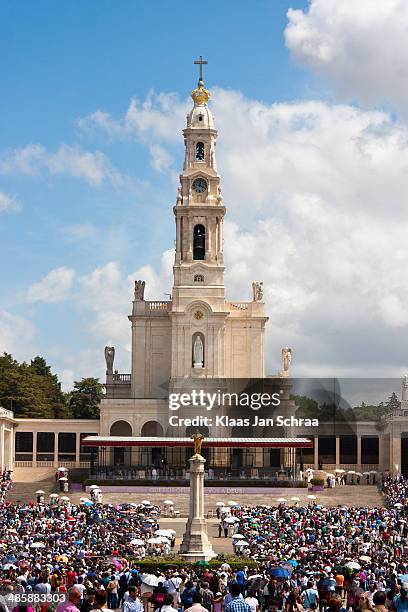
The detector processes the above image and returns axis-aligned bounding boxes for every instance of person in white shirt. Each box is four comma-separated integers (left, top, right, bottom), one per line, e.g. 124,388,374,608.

245,592,259,612
122,586,143,612
156,595,178,612
164,574,182,607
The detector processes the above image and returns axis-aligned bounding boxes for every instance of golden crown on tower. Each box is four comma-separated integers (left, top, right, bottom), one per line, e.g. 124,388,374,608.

191,78,211,106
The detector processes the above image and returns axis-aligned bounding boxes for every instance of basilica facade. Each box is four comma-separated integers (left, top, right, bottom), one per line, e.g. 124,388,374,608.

2,71,408,481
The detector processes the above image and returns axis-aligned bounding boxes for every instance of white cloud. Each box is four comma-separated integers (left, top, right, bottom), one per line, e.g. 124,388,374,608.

77,90,189,171
0,191,20,212
76,254,173,367
0,310,36,360
27,267,76,304
82,88,408,376
0,143,122,186
285,0,408,114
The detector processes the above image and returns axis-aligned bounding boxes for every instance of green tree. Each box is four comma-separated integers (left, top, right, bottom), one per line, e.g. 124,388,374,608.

29,356,68,418
68,377,103,419
293,395,320,419
385,391,401,413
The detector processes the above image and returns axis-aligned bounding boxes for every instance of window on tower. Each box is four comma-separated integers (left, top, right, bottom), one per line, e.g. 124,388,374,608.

196,142,205,161
193,224,206,260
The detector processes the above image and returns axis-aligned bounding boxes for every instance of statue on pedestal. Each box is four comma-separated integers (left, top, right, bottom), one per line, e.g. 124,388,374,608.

192,431,204,457
104,346,115,373
280,347,292,377
134,280,145,301
252,281,263,302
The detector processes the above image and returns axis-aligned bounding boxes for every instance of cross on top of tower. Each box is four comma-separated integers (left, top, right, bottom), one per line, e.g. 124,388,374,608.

194,55,208,83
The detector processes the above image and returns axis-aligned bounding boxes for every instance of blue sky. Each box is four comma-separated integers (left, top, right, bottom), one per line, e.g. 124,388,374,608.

1,0,408,389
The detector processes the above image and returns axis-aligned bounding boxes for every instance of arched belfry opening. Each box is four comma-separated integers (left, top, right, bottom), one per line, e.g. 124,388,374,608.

196,142,205,161
193,224,205,260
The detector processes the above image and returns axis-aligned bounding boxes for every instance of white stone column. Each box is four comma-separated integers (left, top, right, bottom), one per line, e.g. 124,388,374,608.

357,435,362,469
54,433,59,467
0,424,4,471
313,436,319,469
335,436,340,466
75,432,81,466
32,432,37,468
180,454,216,561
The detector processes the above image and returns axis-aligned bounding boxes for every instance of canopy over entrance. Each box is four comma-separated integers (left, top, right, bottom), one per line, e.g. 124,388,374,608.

82,436,312,448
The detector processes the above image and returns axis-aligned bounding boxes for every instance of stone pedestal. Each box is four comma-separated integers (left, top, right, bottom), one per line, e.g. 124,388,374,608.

179,454,216,562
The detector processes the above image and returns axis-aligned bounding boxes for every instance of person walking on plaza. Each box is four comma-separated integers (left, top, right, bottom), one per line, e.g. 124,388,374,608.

56,587,82,612
123,586,143,612
225,585,251,612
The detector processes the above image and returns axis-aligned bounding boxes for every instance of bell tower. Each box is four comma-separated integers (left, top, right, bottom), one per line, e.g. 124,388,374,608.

170,60,228,381
172,65,226,311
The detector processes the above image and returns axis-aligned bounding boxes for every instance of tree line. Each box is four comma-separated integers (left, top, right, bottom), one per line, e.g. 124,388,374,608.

293,392,401,422
0,353,103,419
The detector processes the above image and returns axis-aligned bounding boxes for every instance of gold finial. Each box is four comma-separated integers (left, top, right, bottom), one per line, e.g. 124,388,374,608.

192,56,210,106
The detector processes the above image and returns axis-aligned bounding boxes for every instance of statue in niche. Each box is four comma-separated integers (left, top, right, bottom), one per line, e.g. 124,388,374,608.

104,346,115,373
134,280,145,301
282,347,292,375
252,281,263,302
193,335,204,368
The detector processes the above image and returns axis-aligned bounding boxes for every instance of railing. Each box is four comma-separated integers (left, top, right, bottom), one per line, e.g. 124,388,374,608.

0,407,14,419
113,373,131,382
229,302,250,311
14,461,32,468
147,301,171,311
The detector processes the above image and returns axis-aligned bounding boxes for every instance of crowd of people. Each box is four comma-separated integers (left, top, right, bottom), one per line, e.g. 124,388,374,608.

0,471,12,504
0,475,408,612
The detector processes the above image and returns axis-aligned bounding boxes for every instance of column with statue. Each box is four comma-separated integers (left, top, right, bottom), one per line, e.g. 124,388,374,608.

179,432,216,561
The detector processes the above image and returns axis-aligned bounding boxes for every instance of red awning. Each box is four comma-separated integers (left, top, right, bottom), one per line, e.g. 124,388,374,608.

82,436,313,448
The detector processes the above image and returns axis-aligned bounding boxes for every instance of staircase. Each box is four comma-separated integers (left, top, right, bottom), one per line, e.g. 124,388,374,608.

6,471,56,503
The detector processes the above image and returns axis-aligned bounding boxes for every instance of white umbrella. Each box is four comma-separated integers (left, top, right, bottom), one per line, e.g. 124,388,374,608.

344,561,361,570
30,542,46,548
335,469,345,473
2,563,17,570
59,477,68,481
291,497,300,501
307,495,317,500
58,467,68,471
60,496,70,501
224,516,238,524
130,539,145,545
234,541,249,547
216,501,225,507
89,484,100,489
155,529,174,537
326,474,335,478
395,503,404,508
220,506,231,513
35,490,45,494
347,470,356,474
80,497,92,503
163,500,174,505
228,500,239,506
49,493,59,498
141,574,160,587
369,470,377,474
141,500,151,505
148,536,169,544
232,534,246,539
277,498,287,503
